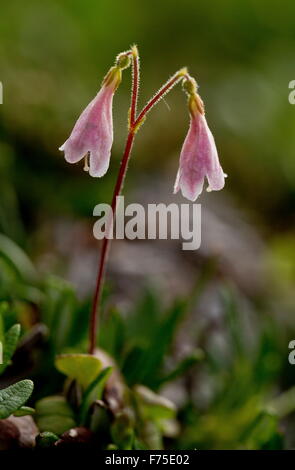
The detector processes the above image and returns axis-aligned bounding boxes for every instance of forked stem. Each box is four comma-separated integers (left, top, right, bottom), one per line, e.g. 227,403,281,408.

88,53,186,354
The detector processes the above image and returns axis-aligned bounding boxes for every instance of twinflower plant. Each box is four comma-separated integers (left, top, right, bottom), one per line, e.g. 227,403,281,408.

59,45,226,354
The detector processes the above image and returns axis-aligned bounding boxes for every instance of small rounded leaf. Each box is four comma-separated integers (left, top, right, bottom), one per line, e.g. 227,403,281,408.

35,395,76,436
55,354,102,389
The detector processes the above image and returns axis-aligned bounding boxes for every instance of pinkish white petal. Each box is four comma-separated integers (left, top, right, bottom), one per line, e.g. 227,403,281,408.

174,105,225,201
174,111,206,201
89,144,111,177
200,114,225,191
59,81,115,176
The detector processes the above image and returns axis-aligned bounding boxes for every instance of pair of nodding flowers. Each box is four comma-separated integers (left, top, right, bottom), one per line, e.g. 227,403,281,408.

59,52,226,202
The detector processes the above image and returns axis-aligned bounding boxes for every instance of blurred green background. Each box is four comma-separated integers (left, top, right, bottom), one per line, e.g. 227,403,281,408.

1,0,295,450
1,0,295,228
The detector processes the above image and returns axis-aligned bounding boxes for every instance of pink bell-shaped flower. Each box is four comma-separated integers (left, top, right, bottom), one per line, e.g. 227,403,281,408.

59,66,122,177
174,88,225,201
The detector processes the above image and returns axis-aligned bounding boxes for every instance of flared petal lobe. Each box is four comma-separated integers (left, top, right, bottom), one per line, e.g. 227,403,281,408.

174,107,225,201
200,116,225,192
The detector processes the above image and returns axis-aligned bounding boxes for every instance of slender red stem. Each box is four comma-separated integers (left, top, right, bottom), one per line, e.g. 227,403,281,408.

88,61,185,354
88,132,135,353
135,72,183,126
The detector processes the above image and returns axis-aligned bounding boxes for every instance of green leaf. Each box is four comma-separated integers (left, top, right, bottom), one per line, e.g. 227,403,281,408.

0,233,37,282
268,386,295,417
36,431,59,448
125,290,161,344
111,411,134,450
0,303,10,332
79,367,112,425
154,349,204,387
13,406,35,417
35,395,76,435
0,379,34,419
134,385,176,421
0,323,21,374
241,411,283,450
124,300,187,386
121,345,146,385
36,416,76,436
55,354,102,389
43,276,79,352
133,438,148,450
0,303,6,342
98,309,125,360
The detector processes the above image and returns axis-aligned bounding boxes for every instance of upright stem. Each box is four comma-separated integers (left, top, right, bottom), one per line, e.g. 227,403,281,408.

88,132,135,353
88,61,185,354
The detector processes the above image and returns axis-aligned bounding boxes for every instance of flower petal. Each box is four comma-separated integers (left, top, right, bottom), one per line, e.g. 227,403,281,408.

199,115,225,191
59,138,87,164
89,147,111,177
175,169,204,201
174,112,206,201
59,82,115,173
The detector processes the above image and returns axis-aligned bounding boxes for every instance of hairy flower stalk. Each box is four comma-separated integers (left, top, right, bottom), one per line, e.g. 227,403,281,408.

129,45,140,127
60,47,223,354
174,75,226,201
135,68,186,125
